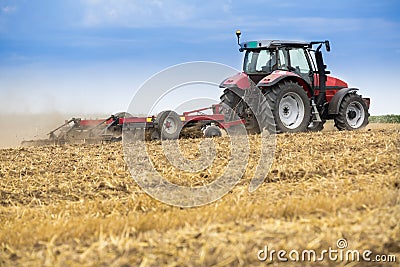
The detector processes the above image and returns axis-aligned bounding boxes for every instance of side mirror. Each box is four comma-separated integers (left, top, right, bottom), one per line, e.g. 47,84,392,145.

325,40,331,52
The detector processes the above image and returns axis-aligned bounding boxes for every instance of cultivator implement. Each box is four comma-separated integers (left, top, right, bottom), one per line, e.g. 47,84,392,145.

20,105,238,147
21,115,122,147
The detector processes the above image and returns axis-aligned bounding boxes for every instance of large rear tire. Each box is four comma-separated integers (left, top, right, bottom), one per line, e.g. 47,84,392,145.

220,89,242,121
334,94,369,130
220,89,260,134
262,81,311,133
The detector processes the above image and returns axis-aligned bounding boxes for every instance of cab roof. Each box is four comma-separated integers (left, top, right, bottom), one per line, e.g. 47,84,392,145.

240,40,311,50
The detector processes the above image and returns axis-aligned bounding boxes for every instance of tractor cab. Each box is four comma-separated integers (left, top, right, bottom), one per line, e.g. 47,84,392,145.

241,40,314,85
239,38,335,99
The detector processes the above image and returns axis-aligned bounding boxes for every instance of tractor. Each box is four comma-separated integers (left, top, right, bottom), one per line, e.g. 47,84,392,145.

220,30,370,133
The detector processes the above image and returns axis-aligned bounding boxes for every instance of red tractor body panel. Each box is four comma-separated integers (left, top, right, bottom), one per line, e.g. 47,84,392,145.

326,75,348,88
258,70,301,85
257,70,312,97
314,75,348,102
222,72,250,90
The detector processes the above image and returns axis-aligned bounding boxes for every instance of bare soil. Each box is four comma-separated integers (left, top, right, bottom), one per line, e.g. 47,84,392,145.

0,124,399,266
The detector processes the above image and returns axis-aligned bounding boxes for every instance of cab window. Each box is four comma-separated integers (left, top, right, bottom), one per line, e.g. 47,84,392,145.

288,48,310,74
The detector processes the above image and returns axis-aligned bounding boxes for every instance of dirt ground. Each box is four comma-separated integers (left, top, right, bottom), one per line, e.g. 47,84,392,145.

0,123,399,266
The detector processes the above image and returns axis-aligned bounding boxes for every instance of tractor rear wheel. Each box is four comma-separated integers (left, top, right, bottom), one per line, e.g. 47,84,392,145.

220,89,260,134
220,89,242,121
334,94,369,130
262,81,311,133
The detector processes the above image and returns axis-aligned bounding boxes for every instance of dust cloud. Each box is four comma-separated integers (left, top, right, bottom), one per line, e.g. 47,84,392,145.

0,113,108,148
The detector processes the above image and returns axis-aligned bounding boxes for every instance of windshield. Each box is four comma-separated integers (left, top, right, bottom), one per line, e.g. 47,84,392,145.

243,49,278,74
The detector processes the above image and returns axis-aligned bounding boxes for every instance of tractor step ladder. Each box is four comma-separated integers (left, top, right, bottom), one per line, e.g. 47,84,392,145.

311,99,322,122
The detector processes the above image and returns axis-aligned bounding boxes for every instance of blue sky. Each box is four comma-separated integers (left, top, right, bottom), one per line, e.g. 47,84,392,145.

0,0,399,115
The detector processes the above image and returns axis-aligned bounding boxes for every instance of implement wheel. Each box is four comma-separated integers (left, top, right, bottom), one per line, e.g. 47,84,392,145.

156,110,183,140
203,125,222,138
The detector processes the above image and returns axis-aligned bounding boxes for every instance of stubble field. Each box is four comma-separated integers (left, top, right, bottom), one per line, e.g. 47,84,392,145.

0,123,399,266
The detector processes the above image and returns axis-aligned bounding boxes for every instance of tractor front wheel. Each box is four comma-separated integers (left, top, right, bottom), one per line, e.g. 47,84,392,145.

262,81,311,133
334,94,369,130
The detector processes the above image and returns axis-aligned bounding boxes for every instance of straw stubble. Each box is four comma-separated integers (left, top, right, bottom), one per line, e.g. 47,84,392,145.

0,125,399,266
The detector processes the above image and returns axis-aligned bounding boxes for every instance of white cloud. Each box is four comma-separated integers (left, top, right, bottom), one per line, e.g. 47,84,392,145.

279,17,399,34
80,0,195,27
79,0,233,28
222,0,232,13
1,5,17,14
77,0,399,43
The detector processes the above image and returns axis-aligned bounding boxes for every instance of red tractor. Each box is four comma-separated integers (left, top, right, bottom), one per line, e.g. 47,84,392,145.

220,30,370,133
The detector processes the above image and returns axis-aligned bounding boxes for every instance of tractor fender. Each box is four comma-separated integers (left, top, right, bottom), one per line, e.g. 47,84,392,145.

222,86,245,98
328,88,359,115
220,72,250,98
257,70,312,96
220,72,250,90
